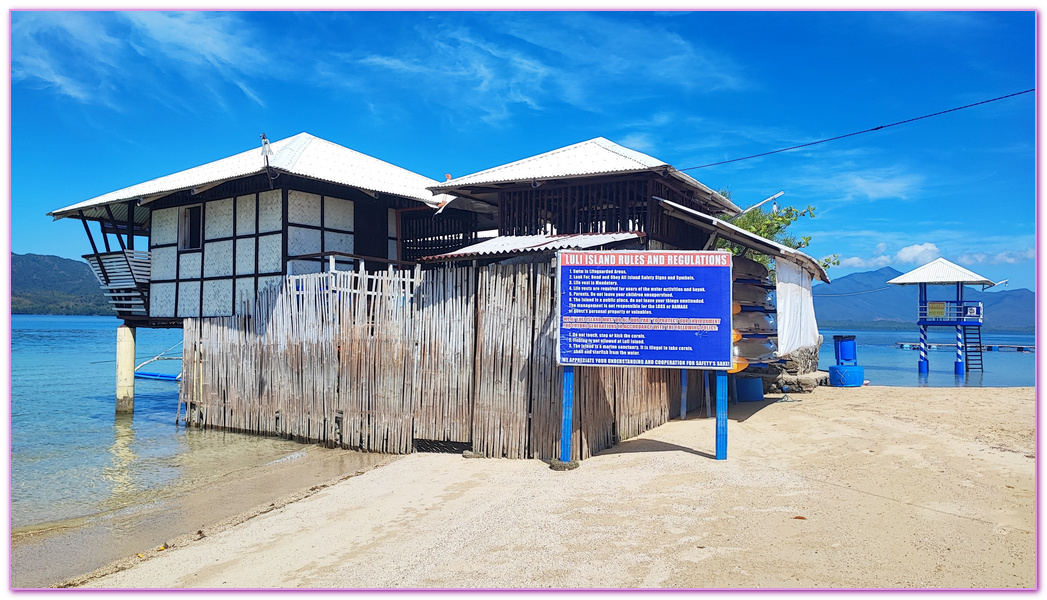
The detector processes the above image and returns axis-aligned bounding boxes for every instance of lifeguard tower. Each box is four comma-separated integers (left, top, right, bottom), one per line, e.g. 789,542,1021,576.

887,258,998,375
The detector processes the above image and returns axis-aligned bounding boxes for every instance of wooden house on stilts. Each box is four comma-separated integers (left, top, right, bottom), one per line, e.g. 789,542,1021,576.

49,134,829,461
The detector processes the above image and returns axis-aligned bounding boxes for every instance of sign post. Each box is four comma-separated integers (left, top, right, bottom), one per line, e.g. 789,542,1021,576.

556,250,734,461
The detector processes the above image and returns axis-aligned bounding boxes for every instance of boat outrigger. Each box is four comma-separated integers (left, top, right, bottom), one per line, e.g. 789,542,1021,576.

134,341,183,382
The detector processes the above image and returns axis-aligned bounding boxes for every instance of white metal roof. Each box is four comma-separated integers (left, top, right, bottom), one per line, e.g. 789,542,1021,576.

48,132,450,222
886,258,995,287
423,231,645,261
429,137,740,215
658,198,830,283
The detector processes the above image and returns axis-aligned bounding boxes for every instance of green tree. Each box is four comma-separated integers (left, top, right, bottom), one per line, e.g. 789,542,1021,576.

716,187,839,271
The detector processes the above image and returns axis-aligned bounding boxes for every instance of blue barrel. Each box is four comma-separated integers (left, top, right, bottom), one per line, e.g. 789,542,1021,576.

828,365,864,387
833,335,858,365
736,377,765,402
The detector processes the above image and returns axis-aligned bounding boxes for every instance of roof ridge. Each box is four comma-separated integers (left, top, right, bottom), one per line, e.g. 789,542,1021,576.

269,132,316,171
589,137,667,168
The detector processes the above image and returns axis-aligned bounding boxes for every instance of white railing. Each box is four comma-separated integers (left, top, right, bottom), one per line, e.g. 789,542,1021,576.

918,300,983,323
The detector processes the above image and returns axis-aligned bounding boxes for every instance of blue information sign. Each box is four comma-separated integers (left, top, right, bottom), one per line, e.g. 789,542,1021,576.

557,250,733,369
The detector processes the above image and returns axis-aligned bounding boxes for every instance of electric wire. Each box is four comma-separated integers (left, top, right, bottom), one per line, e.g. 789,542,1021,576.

813,286,892,297
681,89,1035,171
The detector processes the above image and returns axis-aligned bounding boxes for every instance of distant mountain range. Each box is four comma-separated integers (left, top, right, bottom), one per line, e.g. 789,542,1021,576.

813,266,1035,333
9,254,1037,332
11,253,115,316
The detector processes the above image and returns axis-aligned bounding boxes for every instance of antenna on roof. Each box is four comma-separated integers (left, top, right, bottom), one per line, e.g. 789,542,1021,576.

260,133,277,189
730,191,785,221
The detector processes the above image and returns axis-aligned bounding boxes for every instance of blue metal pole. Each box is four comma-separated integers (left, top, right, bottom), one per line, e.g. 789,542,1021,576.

955,325,965,376
715,370,728,460
560,366,575,463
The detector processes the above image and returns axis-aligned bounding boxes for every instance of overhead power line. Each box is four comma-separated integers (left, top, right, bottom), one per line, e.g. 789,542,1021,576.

813,286,892,297
681,89,1035,171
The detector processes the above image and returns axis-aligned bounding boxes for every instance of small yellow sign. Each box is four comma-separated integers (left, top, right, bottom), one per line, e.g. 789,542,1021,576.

927,302,946,318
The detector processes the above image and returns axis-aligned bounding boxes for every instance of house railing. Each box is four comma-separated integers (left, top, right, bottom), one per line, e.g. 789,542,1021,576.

84,249,151,318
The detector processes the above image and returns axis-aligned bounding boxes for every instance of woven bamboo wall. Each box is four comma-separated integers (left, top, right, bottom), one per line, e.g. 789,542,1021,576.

181,262,679,459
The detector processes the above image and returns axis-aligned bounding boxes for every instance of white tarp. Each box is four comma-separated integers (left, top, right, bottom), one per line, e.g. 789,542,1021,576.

775,258,820,356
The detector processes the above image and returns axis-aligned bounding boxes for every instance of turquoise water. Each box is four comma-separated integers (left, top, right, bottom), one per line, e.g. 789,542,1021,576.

10,315,319,530
817,328,1037,388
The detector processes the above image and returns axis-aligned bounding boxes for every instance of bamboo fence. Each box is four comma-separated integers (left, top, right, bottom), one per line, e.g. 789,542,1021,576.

180,262,683,460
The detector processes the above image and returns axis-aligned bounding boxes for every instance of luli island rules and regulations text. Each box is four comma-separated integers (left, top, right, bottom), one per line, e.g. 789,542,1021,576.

556,250,733,369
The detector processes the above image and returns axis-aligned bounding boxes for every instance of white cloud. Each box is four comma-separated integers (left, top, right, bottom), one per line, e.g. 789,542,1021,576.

839,242,943,269
990,248,1036,264
12,11,272,109
957,252,989,265
839,255,893,268
895,242,941,264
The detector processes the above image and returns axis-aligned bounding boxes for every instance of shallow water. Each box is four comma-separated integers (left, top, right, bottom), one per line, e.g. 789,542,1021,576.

10,315,377,531
11,314,396,587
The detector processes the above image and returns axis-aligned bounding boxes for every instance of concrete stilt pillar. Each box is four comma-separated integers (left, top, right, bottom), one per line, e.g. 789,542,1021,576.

116,324,136,414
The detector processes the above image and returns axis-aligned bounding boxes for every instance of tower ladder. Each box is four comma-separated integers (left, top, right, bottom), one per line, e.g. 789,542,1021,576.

963,326,984,371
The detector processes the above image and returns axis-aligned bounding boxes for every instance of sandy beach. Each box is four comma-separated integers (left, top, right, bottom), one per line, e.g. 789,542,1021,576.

33,384,1034,590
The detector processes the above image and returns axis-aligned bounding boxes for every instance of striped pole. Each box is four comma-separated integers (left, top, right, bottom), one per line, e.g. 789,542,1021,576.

955,325,965,376
918,325,929,374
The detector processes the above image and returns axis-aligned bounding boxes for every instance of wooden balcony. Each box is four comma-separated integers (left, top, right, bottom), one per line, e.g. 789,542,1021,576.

84,250,151,319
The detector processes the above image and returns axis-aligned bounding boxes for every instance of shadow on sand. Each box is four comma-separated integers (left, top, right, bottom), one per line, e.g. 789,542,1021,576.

594,395,794,461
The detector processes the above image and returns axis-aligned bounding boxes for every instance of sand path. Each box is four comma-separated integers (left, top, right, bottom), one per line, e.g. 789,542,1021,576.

70,385,1034,589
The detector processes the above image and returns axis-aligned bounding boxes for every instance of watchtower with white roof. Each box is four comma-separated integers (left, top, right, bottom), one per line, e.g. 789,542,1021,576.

887,258,998,376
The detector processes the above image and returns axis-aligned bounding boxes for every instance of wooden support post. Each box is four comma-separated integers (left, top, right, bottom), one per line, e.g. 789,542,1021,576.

126,201,135,250
116,323,136,414
560,366,574,462
679,369,687,420
715,370,728,460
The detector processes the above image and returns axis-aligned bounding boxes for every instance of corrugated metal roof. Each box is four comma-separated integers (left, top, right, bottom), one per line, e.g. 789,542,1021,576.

658,198,830,283
423,231,645,261
49,133,450,222
886,258,995,286
429,137,739,215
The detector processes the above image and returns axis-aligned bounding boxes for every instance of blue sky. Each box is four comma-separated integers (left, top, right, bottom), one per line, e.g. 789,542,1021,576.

8,10,1037,291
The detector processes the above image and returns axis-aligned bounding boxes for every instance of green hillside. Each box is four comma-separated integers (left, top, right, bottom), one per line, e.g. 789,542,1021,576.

11,253,115,316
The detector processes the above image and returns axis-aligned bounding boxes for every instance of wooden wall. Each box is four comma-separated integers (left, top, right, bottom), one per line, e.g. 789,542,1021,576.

180,262,684,460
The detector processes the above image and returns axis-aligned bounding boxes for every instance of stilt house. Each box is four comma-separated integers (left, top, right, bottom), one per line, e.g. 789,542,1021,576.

47,132,483,326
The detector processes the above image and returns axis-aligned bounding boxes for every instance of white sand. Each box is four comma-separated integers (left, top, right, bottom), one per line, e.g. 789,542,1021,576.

70,385,1034,589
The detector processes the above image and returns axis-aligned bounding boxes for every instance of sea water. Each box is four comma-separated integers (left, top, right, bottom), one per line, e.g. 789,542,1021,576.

817,328,1036,388
9,314,342,532
10,317,1036,530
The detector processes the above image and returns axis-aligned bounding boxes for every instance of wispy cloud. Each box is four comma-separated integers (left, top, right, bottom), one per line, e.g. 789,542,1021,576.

795,166,925,202
320,13,746,125
12,11,272,109
958,247,1035,265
